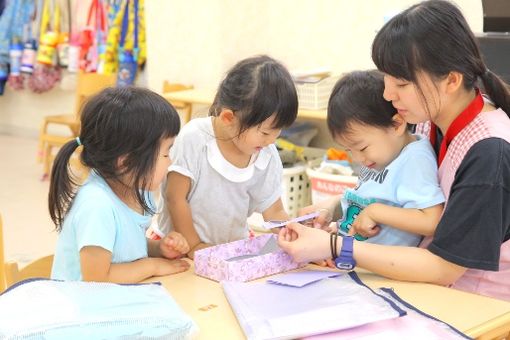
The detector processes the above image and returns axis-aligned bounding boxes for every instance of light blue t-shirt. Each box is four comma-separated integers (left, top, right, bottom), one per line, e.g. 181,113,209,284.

339,135,445,246
51,171,153,281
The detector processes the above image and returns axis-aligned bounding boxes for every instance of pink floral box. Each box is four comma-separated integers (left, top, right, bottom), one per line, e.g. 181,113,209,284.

194,234,304,282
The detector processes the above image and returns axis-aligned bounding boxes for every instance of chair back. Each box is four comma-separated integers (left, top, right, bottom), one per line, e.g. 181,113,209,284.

0,214,54,291
4,255,54,288
162,81,193,109
74,72,117,119
162,81,194,123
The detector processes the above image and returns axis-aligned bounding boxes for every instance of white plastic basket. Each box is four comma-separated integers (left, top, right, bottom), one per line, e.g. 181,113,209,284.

306,159,358,204
295,76,340,110
282,163,311,217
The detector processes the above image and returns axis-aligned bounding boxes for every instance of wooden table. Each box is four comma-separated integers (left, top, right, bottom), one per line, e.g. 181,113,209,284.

163,89,327,120
146,262,510,340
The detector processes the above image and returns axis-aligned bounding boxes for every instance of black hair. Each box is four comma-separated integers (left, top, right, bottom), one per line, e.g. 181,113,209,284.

48,86,180,231
209,55,298,133
372,0,510,116
327,70,397,138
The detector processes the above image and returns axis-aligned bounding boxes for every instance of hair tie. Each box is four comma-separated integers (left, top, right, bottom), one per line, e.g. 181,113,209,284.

75,137,82,146
484,68,491,77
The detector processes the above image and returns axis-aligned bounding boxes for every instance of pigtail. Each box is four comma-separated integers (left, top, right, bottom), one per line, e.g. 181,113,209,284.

480,70,510,118
48,139,82,231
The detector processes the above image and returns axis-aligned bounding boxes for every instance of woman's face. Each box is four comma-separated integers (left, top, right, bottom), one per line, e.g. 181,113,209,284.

383,73,446,125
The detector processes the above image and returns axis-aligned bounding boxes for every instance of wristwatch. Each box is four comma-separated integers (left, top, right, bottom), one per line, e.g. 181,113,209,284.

334,235,356,270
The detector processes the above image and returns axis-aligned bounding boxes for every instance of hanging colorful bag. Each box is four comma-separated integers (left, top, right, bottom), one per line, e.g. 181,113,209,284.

103,0,145,76
78,0,106,73
116,0,139,86
0,0,34,94
28,0,62,93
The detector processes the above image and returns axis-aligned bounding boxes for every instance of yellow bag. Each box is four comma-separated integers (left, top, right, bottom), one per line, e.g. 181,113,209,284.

102,0,145,75
36,0,60,66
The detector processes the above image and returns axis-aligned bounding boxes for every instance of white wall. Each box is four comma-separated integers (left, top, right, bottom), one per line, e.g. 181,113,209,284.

144,0,482,147
0,0,482,138
145,0,482,91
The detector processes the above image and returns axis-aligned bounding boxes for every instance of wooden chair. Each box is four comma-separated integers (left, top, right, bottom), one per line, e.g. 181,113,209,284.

162,81,194,123
0,214,53,292
38,72,116,179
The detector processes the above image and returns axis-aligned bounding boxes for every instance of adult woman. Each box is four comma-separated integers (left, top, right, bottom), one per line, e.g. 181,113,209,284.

278,0,510,301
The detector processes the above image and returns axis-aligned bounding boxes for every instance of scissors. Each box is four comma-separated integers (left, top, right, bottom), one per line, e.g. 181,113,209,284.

261,211,320,230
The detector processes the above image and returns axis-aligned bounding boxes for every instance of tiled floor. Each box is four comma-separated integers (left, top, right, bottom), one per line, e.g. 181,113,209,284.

1,134,57,265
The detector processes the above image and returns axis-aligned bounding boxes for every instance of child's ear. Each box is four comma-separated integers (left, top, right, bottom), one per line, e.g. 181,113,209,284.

116,155,128,171
392,113,408,135
218,109,236,126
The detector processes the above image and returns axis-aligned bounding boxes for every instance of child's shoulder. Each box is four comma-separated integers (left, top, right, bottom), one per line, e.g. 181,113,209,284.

404,134,435,157
74,173,118,209
397,134,437,168
177,117,213,140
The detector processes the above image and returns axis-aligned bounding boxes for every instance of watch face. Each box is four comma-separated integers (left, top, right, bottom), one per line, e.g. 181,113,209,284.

335,258,355,271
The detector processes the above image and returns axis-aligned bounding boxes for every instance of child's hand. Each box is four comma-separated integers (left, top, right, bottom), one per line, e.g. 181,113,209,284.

325,221,338,234
298,206,332,229
351,206,381,238
152,258,190,277
160,231,190,259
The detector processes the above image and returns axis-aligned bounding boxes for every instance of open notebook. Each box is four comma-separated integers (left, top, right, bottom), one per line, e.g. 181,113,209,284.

222,271,470,340
222,271,405,340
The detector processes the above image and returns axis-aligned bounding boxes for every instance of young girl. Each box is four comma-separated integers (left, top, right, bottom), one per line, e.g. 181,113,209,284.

322,70,444,246
157,55,298,258
50,87,191,283
279,0,510,301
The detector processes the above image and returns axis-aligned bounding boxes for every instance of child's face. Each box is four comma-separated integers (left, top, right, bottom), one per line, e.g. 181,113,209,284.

235,114,281,155
334,120,406,171
148,136,176,191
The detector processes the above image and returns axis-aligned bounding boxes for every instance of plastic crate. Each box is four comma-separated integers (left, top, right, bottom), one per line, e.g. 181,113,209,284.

295,76,340,110
281,164,311,218
306,158,358,204
280,147,326,217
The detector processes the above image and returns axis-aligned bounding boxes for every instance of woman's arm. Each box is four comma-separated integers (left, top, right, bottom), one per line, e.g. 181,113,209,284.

80,246,190,283
352,203,443,237
166,171,210,259
278,223,466,286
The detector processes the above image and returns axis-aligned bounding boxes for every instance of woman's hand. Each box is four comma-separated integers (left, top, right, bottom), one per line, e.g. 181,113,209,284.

278,222,331,263
160,231,190,259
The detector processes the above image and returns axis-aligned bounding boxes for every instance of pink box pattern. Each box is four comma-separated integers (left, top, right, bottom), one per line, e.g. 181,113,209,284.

194,234,304,282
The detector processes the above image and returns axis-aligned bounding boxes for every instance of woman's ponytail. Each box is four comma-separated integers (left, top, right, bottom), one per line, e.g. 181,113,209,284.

480,69,510,118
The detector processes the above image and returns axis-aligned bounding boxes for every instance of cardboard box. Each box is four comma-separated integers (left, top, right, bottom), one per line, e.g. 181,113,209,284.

194,234,304,282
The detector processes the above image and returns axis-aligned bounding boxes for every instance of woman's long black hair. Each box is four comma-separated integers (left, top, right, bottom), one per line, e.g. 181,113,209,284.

372,0,510,116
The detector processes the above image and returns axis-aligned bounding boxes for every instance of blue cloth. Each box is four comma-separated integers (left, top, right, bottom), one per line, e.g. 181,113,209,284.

52,171,153,280
0,279,197,339
339,135,445,246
